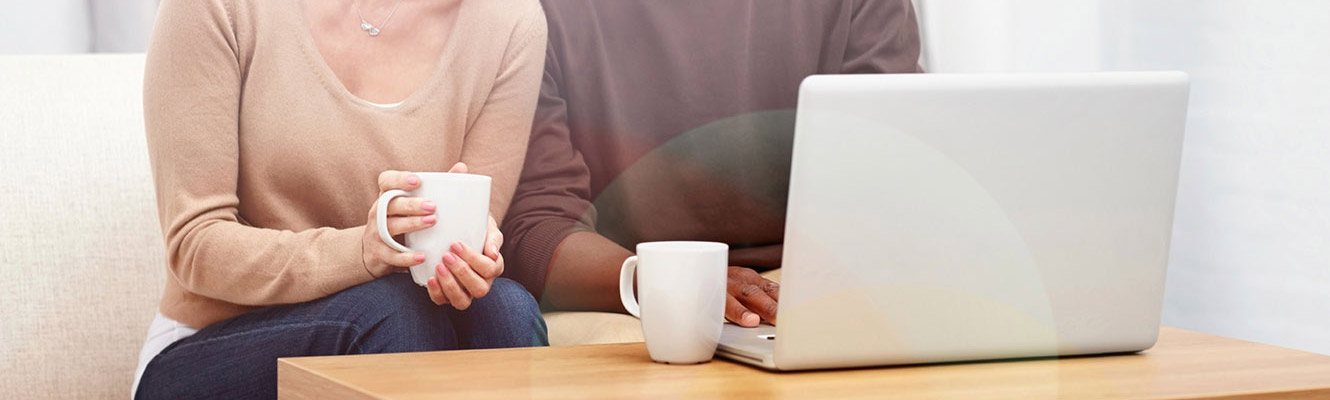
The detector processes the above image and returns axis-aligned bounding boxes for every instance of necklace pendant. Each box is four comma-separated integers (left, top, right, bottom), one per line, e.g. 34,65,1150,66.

368,27,381,36
360,21,373,31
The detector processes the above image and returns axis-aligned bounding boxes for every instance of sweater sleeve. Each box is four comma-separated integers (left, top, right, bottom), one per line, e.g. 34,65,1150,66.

842,0,924,73
144,0,370,307
460,6,548,224
497,32,599,299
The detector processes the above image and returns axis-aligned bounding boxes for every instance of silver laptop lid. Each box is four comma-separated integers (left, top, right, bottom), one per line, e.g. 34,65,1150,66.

774,72,1189,370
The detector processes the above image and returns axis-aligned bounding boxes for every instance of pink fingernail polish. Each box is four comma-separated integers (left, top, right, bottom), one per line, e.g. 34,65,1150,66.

414,253,426,262
422,201,436,212
407,175,420,185
423,215,437,224
451,242,464,253
443,253,457,265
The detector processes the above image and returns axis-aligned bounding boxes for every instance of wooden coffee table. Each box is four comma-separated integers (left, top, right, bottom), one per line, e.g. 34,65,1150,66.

278,327,1330,399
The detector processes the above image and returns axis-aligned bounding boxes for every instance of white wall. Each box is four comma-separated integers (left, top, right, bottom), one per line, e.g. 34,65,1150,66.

0,0,156,53
918,0,1330,354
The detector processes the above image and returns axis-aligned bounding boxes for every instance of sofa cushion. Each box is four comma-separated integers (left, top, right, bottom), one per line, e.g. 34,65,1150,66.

0,54,164,399
545,311,645,345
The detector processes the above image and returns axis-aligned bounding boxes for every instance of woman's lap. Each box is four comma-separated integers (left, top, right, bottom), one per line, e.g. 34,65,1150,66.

445,277,550,349
136,274,546,399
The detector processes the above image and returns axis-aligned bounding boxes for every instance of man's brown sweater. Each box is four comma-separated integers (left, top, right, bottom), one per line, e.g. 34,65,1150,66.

501,0,923,299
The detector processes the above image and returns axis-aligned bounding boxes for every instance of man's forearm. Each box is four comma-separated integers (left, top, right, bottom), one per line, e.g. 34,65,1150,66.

541,231,636,312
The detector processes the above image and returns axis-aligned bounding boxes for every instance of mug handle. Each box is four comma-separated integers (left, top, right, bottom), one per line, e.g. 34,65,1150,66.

375,189,413,253
619,256,642,318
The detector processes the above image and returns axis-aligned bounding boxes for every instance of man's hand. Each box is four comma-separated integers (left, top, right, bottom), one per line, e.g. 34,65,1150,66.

725,266,779,327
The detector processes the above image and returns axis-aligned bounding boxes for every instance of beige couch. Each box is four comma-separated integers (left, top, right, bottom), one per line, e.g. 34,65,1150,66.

0,55,643,399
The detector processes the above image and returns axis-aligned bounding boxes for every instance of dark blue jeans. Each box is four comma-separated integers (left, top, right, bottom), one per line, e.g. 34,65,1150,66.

136,274,547,399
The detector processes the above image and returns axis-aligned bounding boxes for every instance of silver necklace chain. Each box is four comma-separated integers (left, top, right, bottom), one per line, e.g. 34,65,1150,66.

351,0,404,37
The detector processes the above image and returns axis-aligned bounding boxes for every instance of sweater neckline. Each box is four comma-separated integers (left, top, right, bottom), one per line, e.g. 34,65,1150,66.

293,0,468,114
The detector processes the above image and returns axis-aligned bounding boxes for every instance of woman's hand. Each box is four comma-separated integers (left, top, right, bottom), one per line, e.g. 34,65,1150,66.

426,215,504,310
362,170,438,275
424,161,506,310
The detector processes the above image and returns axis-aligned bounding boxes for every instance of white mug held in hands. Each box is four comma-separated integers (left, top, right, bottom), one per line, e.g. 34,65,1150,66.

619,241,728,364
376,173,491,286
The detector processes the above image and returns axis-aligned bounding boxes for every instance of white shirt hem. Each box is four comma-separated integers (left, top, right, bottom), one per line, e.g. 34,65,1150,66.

131,312,199,398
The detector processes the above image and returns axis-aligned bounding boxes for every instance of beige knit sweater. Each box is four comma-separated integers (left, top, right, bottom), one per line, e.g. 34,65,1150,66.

143,0,546,328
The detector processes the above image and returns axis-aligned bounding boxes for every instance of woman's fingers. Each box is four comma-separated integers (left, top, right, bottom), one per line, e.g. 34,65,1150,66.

377,170,421,192
386,215,436,237
434,263,473,310
379,248,426,268
453,242,501,280
426,277,450,306
385,197,435,217
482,243,504,269
447,162,468,174
444,251,492,298
483,216,503,261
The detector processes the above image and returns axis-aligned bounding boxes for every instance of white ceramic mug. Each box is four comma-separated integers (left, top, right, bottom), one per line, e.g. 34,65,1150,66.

619,241,728,364
376,172,491,286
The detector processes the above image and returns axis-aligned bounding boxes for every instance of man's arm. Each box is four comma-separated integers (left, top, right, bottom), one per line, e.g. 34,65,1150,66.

498,37,634,312
499,29,783,317
544,232,636,312
842,0,924,74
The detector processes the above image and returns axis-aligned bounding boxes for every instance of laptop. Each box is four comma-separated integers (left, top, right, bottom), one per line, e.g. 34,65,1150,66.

716,72,1190,371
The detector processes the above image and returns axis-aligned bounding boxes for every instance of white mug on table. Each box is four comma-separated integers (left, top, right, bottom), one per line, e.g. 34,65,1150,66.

619,241,728,364
375,172,490,286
